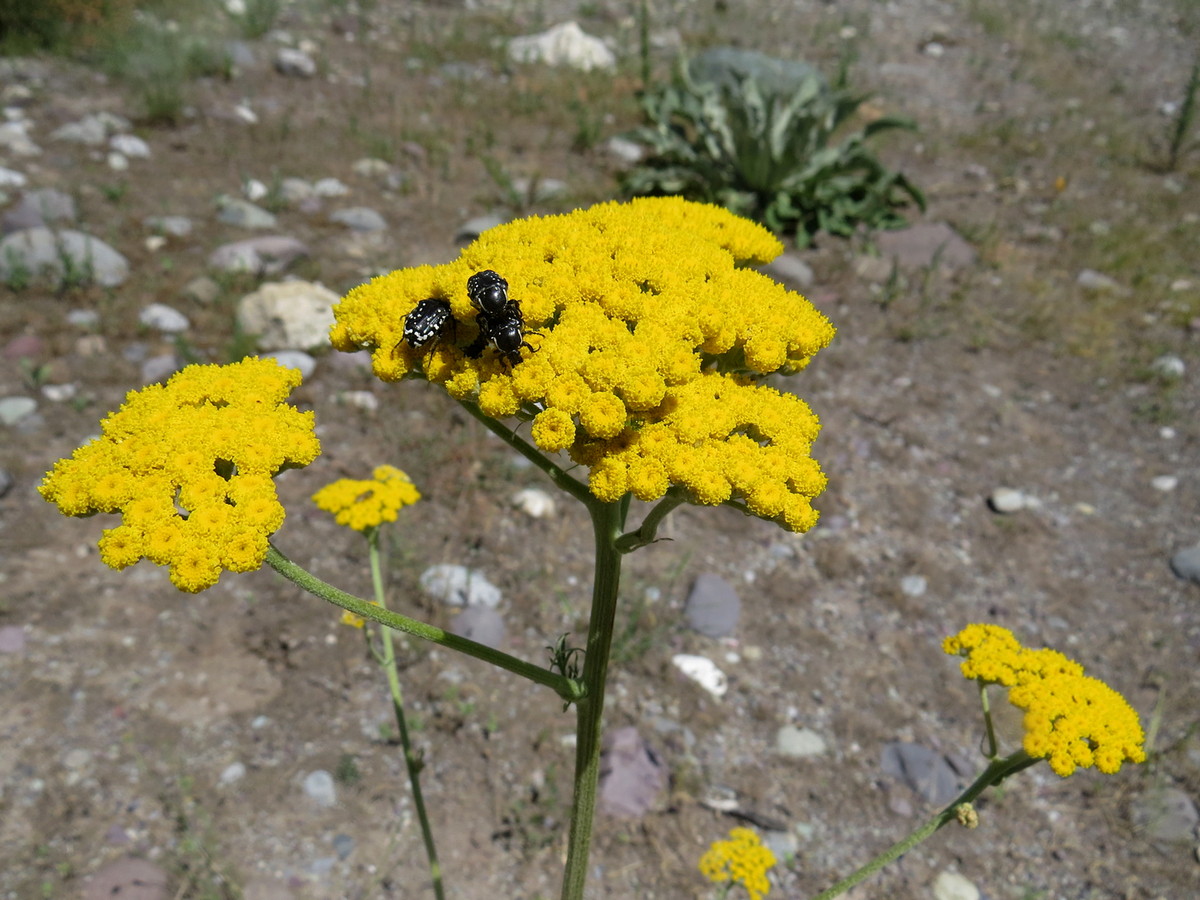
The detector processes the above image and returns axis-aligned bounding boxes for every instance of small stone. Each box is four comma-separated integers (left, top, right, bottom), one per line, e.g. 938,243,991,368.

243,178,269,201
0,396,37,425
450,605,506,648
456,214,507,243
512,487,556,518
219,762,246,785
987,487,1028,513
1151,475,1178,492
0,166,27,188
207,236,310,275
776,725,827,758
41,383,77,402
899,574,927,597
236,280,339,351
332,833,355,860
263,350,316,380
763,253,814,288
508,21,616,72
145,215,193,238
1149,354,1185,379
303,770,336,807
1130,785,1198,845
216,196,277,229
683,573,740,638
933,870,980,900
0,625,26,653
313,177,350,197
337,390,379,412
598,726,666,818
419,564,502,608
881,742,960,804
352,158,392,177
83,858,169,900
181,276,220,305
329,206,387,232
275,47,317,78
140,354,180,384
1076,268,1122,294
1169,545,1200,585
139,303,190,333
605,137,643,164
671,653,728,699
109,134,150,158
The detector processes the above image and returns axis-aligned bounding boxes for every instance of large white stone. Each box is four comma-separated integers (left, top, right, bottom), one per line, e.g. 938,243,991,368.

236,280,339,351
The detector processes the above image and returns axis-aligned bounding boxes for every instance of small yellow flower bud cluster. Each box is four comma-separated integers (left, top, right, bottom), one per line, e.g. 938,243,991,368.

698,827,776,900
39,358,321,592
330,198,836,532
312,464,421,532
944,624,1147,777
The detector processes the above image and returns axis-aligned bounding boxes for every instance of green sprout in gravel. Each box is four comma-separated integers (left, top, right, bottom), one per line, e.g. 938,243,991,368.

622,49,925,247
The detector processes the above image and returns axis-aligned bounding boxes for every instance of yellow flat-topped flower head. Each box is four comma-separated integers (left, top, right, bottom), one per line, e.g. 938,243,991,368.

330,198,836,532
698,827,776,900
312,464,421,532
944,624,1147,777
39,358,321,592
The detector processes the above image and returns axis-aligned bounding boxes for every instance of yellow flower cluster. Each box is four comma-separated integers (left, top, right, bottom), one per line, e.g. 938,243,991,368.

312,464,421,532
330,197,836,532
39,358,321,592
698,827,776,900
944,624,1147,777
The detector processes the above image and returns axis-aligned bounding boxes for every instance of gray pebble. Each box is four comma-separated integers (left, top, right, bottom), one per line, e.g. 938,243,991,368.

598,726,666,818
219,762,246,785
776,725,827,758
456,214,507,242
1076,268,1123,294
900,574,928,597
207,236,309,275
0,227,129,286
0,396,37,425
880,741,961,804
451,605,506,648
275,48,317,78
145,215,193,237
67,308,100,329
313,177,350,197
139,303,190,333
0,624,25,652
140,354,180,384
216,197,277,229
988,486,1029,513
1129,785,1199,844
764,252,815,288
683,573,740,637
263,350,316,380
1169,545,1200,585
1150,354,1185,380
329,207,387,232
303,769,336,807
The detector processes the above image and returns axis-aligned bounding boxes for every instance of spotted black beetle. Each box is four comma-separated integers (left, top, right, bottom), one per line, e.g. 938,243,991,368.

466,269,510,317
401,298,455,350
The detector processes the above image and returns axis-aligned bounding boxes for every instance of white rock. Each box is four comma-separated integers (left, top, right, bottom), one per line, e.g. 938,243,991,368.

776,725,827,758
106,152,129,171
234,103,258,124
313,177,350,197
139,303,190,333
513,487,556,518
1149,354,1185,379
337,390,379,412
419,564,502,608
219,762,246,785
1151,475,1178,492
671,654,727,699
0,166,27,187
110,134,150,158
243,178,269,201
988,487,1028,513
933,870,980,900
508,21,616,72
303,770,336,807
41,383,77,402
236,280,338,351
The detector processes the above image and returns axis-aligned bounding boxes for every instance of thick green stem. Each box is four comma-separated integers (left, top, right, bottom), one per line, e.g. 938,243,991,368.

614,488,687,553
559,499,626,900
810,751,1041,900
265,544,579,703
367,530,445,900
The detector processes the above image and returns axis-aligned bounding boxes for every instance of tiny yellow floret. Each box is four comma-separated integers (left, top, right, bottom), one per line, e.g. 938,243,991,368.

698,827,776,900
38,358,320,592
944,624,1146,777
330,198,836,532
312,464,421,532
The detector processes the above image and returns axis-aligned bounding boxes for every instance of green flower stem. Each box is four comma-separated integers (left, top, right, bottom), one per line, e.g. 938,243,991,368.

367,529,445,900
810,751,1041,900
978,681,998,758
265,545,580,703
615,487,687,553
456,399,594,507
559,498,627,900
